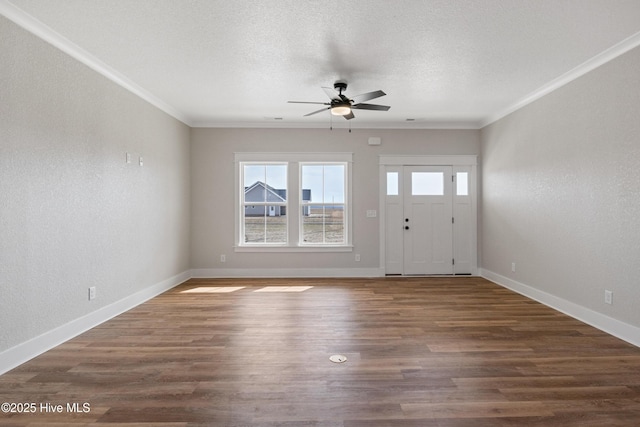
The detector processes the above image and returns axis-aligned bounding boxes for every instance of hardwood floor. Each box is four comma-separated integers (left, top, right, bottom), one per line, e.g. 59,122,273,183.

2,277,640,426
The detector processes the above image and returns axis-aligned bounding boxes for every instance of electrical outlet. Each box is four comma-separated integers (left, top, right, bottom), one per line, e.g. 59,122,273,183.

604,290,613,305
355,254,361,262
511,262,516,272
220,254,226,263
125,152,131,164
88,286,96,301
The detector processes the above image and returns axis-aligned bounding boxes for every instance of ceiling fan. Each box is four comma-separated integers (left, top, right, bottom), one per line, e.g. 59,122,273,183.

288,80,390,120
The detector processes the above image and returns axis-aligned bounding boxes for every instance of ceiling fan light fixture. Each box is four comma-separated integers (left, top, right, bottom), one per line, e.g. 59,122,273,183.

331,103,351,116
289,81,387,120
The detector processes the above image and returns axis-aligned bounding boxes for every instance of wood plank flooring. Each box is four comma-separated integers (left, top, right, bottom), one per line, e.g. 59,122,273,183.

2,277,640,426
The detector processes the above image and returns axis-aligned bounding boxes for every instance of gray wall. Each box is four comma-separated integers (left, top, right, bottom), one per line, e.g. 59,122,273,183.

480,45,640,328
190,128,480,272
0,17,191,353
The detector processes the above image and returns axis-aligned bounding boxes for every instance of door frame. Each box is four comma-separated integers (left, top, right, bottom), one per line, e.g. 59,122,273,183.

379,155,478,275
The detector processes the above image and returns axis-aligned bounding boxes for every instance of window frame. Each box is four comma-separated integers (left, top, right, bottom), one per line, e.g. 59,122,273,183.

234,152,353,252
240,162,289,246
299,162,348,246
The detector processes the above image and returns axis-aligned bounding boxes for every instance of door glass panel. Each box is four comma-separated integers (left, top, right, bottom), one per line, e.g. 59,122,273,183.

456,172,469,196
387,172,399,195
412,172,443,195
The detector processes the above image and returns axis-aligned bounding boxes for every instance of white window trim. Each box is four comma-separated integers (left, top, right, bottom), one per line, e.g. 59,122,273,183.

234,153,353,253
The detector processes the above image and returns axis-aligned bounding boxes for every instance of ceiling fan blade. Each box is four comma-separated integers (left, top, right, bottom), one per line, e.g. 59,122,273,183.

304,107,330,117
343,111,355,120
352,103,390,111
322,86,340,100
352,90,386,104
288,101,329,105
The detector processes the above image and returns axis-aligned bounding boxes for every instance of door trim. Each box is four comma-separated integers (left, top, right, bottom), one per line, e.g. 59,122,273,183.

379,155,478,166
379,155,478,275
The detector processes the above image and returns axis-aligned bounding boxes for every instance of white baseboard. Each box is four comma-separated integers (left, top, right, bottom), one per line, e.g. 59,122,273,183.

191,267,385,278
0,270,191,375
480,268,640,348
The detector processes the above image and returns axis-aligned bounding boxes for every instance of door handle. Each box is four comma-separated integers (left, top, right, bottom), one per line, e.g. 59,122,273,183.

405,218,409,222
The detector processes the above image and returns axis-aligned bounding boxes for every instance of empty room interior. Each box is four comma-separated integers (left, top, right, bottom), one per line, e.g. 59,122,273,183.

2,1,640,425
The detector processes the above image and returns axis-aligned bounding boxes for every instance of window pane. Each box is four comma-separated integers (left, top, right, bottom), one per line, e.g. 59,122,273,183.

387,172,399,196
243,215,265,243
456,172,469,196
412,172,443,195
242,163,287,245
265,215,287,243
266,165,287,200
301,164,344,203
323,165,345,203
301,207,323,244
324,205,344,243
301,164,322,203
300,163,347,245
243,214,286,244
301,205,344,244
244,164,287,202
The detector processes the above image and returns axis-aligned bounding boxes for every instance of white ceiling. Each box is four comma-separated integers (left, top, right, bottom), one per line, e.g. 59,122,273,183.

3,0,640,129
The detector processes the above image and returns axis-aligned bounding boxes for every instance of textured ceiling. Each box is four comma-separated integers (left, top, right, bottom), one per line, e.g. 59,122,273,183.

4,0,640,128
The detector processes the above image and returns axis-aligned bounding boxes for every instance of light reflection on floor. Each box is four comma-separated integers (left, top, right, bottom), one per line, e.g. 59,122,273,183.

180,286,245,293
181,286,314,293
253,286,314,292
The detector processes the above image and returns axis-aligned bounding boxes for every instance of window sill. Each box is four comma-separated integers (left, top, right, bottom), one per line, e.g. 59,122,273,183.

234,245,353,253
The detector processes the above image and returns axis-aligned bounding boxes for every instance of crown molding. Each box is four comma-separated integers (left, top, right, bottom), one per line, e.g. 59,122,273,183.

481,30,640,128
5,0,638,132
0,0,191,126
190,119,482,130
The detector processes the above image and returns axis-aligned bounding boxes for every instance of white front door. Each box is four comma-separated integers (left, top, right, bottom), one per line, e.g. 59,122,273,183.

382,156,477,276
403,166,453,275
384,161,476,276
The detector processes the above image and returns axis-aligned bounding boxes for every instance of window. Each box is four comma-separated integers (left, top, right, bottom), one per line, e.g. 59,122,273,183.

300,163,346,245
456,172,469,196
241,163,287,244
235,153,352,251
412,172,444,195
386,172,399,195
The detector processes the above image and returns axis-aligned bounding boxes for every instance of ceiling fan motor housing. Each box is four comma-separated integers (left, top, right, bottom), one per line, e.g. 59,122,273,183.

334,81,348,93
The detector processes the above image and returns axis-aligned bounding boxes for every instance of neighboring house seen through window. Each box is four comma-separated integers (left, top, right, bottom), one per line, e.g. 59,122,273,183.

242,163,287,244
